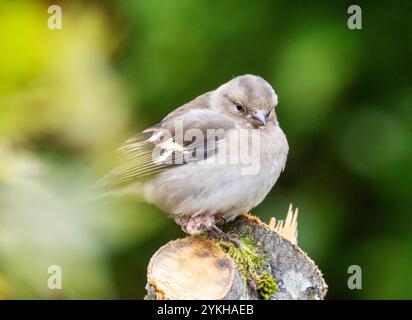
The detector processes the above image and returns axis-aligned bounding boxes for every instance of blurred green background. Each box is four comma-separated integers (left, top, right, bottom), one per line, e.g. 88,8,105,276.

1,0,411,299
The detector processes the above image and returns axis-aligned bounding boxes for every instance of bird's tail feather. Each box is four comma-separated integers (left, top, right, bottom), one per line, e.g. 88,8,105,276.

87,180,145,203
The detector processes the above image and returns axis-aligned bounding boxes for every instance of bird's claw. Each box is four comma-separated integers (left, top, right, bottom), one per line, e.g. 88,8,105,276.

208,225,241,248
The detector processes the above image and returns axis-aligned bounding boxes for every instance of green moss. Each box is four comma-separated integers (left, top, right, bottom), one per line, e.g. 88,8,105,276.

215,235,277,300
256,272,278,300
218,236,263,281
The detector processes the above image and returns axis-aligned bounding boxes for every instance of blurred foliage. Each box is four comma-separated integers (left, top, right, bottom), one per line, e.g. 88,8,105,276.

0,0,411,299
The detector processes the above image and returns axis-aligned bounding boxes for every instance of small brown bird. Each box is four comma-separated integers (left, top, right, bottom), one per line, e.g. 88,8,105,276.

96,75,288,241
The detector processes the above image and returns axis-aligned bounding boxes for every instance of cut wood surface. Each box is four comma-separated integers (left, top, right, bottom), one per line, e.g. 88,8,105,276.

146,213,328,300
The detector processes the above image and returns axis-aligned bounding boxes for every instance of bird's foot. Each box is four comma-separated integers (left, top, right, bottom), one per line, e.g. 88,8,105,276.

176,214,215,235
176,214,240,248
207,225,241,248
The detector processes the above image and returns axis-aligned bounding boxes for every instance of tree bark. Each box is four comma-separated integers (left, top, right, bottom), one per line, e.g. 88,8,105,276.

146,214,327,300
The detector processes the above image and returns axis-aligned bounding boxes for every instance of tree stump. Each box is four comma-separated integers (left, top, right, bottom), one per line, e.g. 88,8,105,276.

146,211,327,300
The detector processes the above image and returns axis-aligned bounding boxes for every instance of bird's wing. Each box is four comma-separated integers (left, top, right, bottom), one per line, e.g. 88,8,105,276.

96,107,235,188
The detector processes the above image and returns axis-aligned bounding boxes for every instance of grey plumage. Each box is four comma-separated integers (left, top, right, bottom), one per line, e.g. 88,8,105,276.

96,75,289,235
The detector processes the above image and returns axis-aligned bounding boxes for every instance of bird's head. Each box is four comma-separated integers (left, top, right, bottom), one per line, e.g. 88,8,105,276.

210,74,278,128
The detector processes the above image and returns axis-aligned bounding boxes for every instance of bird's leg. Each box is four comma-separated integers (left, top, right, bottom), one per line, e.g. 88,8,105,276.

207,225,241,248
177,214,240,248
213,213,230,230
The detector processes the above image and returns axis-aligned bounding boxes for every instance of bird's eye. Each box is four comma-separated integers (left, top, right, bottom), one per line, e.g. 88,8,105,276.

235,103,245,112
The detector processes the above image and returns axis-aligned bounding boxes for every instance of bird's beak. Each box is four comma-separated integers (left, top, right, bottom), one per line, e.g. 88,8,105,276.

252,110,266,126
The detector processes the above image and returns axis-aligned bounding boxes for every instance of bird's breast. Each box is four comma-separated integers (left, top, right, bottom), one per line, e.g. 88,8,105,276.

146,124,288,218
